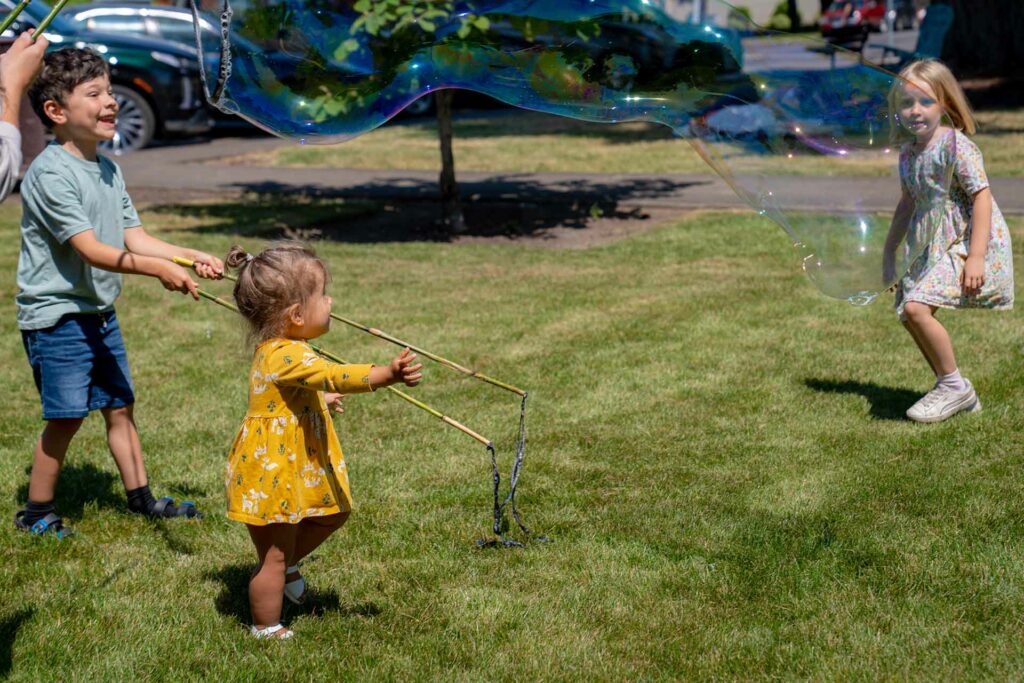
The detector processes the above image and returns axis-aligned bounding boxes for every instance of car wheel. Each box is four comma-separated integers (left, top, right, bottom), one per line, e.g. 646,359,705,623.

100,85,157,155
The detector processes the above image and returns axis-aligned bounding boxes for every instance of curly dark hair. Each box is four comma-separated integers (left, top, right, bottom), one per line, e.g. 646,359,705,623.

28,48,110,129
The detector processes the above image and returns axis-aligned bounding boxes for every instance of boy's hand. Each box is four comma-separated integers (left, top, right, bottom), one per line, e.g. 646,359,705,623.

158,262,199,300
389,348,423,387
323,393,346,414
962,255,985,297
0,30,48,98
190,251,224,280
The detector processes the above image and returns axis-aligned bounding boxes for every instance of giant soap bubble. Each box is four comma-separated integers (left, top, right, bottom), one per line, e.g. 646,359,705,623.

188,0,953,304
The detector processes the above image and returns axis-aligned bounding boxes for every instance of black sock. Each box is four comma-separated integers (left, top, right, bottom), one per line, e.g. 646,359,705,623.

22,499,55,525
126,484,157,515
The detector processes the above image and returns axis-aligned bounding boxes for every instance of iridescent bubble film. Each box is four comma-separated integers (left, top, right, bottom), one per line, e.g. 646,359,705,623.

188,0,952,304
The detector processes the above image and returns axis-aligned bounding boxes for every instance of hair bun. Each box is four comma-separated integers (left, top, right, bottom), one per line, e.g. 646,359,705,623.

225,245,252,270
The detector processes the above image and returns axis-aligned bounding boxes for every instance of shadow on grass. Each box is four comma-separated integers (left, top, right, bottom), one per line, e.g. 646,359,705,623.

804,378,919,421
206,564,378,626
0,608,32,677
147,175,704,242
15,462,123,520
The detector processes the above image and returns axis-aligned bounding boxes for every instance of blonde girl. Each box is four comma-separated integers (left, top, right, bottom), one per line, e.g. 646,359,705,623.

224,242,422,639
883,60,1013,423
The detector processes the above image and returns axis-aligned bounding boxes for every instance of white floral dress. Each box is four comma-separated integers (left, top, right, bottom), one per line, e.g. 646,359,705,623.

894,129,1014,319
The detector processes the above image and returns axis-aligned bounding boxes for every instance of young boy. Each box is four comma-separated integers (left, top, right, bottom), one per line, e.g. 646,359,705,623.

14,47,223,537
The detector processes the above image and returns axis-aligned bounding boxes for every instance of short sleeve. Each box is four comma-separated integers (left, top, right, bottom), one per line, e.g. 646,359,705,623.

266,340,375,394
22,171,94,243
115,163,140,228
953,132,990,197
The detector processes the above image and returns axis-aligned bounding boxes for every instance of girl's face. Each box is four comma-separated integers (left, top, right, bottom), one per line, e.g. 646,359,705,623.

897,80,944,144
286,268,332,340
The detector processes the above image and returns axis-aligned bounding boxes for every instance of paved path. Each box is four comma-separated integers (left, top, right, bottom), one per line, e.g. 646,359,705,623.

118,135,1024,215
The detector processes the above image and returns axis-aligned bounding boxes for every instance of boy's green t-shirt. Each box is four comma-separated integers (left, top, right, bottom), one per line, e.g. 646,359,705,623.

17,142,141,330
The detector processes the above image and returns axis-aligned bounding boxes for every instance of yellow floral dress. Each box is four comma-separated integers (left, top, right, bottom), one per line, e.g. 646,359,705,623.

225,338,374,526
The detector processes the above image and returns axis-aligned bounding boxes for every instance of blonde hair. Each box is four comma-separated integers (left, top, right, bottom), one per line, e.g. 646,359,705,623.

888,60,977,142
224,241,328,346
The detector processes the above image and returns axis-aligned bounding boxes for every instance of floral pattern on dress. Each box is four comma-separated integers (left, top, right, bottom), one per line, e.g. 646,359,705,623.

895,129,1014,319
225,338,375,526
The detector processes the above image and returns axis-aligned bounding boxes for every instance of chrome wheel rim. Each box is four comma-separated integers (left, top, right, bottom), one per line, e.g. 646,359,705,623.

100,91,147,155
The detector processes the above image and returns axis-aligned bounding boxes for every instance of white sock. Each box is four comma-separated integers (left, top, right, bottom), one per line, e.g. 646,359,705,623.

936,369,967,393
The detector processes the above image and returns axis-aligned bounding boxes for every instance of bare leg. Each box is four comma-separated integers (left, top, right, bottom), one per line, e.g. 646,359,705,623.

902,302,958,377
901,317,939,377
247,523,298,629
101,405,149,490
291,512,349,566
27,418,85,503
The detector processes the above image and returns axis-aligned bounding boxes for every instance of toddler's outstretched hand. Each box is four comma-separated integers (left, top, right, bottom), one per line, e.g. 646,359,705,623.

389,348,423,387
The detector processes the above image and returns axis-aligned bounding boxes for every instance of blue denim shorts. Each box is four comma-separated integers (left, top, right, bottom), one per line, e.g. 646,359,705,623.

22,311,136,420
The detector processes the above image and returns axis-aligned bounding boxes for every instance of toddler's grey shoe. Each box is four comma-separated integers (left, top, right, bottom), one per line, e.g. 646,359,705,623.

906,380,981,423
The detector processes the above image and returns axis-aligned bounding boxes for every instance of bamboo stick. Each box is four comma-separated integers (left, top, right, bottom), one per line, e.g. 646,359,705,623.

174,256,526,396
34,0,69,38
0,0,31,36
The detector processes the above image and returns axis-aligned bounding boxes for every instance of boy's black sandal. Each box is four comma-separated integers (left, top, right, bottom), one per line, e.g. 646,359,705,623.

14,510,74,539
150,496,203,520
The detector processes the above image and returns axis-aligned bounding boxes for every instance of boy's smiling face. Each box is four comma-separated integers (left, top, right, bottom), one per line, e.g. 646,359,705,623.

45,74,119,143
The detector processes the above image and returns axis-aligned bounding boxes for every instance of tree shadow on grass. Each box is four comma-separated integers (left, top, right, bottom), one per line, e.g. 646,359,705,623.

0,609,32,678
206,564,379,626
146,175,706,243
804,378,919,421
15,462,123,520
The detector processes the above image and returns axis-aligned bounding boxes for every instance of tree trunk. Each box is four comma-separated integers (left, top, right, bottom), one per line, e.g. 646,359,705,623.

944,0,1024,78
436,90,466,235
787,0,801,30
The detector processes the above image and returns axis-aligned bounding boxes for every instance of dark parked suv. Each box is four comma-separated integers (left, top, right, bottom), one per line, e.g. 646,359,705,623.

0,0,211,153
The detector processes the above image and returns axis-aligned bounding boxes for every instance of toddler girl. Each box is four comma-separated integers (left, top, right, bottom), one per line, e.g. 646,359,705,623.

883,60,1013,423
224,242,422,639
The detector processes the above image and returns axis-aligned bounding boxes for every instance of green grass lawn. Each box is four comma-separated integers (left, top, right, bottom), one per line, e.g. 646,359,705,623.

226,109,1024,178
2,201,1023,679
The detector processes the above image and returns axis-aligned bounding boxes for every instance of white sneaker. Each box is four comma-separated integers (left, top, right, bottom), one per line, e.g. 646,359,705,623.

906,380,982,423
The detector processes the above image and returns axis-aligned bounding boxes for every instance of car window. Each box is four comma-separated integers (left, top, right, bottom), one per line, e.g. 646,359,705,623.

151,15,202,43
84,15,150,34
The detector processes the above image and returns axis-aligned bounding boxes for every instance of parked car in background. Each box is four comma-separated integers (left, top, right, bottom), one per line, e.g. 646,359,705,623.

67,2,214,48
819,0,885,44
60,2,486,119
0,0,210,153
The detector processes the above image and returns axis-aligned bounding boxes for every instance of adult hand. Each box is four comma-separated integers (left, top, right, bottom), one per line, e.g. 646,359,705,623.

1,30,48,99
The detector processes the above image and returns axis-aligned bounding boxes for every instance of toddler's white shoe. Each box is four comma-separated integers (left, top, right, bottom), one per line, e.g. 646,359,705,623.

906,380,981,423
251,623,293,640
